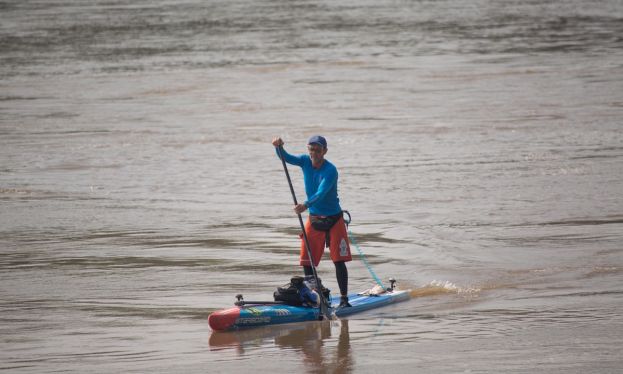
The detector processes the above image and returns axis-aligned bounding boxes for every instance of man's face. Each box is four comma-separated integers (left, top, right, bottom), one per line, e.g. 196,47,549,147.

307,144,327,165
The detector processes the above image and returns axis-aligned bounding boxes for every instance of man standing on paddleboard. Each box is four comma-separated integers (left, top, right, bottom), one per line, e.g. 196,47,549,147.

272,135,353,308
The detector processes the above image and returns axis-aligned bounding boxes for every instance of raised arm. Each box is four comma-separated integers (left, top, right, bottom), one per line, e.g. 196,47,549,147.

272,137,305,166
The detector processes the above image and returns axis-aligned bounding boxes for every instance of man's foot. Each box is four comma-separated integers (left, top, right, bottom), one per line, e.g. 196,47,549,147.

339,295,351,308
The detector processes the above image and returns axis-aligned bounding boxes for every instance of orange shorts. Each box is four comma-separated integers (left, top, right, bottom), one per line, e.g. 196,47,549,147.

299,216,352,266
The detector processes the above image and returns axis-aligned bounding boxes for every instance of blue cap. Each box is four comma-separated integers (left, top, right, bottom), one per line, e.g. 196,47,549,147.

308,135,327,149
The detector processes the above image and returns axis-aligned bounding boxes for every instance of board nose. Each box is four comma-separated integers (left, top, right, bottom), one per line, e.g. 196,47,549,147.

208,307,241,331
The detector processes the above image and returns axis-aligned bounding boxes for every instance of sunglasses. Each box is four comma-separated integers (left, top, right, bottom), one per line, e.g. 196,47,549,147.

307,146,324,153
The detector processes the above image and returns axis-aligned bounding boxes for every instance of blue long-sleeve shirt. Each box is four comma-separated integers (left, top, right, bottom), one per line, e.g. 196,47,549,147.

276,147,342,216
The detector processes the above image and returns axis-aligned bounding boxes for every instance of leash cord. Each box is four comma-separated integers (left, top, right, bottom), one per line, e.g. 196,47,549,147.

343,211,386,289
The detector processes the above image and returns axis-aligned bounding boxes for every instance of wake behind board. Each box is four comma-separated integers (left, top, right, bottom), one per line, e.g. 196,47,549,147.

208,288,410,332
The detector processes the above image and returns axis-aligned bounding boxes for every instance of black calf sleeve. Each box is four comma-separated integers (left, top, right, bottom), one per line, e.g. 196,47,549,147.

334,261,348,296
303,265,313,277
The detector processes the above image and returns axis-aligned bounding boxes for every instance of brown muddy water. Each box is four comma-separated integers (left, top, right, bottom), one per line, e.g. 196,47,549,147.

1,0,622,372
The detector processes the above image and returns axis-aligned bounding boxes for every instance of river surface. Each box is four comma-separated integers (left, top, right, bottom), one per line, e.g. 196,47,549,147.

1,0,622,372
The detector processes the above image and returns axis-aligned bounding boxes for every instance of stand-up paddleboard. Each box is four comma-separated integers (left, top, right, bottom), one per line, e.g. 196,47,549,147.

209,285,410,332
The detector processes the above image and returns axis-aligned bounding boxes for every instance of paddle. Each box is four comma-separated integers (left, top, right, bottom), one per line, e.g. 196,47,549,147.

276,145,331,320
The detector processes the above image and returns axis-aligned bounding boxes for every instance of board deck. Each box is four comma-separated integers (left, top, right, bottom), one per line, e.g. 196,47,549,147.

208,289,410,331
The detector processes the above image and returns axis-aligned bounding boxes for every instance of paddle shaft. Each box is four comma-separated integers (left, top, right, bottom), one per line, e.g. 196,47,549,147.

277,145,330,319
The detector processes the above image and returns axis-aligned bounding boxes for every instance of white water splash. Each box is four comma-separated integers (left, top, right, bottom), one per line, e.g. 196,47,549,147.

414,280,482,298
